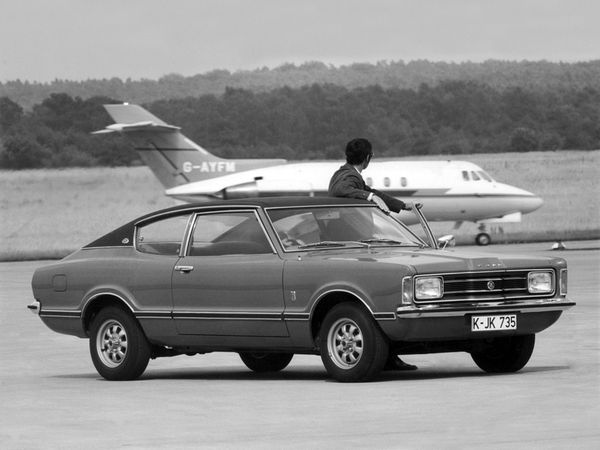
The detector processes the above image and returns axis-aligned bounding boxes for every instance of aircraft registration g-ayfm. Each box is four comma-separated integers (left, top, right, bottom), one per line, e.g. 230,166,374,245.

94,104,543,245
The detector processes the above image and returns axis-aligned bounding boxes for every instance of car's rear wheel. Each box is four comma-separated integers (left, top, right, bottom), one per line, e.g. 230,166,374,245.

89,306,151,380
319,303,389,382
471,334,535,373
239,352,293,372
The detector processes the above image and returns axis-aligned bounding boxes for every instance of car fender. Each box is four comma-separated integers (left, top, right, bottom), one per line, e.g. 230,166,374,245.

80,286,138,327
309,283,377,320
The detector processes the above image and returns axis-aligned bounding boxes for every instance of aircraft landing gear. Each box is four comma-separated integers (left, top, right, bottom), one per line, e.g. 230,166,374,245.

475,232,491,246
475,224,491,246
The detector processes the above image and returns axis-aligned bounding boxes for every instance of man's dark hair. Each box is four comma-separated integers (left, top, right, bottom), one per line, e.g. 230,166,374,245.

345,138,373,165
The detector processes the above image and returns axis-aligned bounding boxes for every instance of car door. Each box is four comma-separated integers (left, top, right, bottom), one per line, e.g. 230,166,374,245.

171,209,288,337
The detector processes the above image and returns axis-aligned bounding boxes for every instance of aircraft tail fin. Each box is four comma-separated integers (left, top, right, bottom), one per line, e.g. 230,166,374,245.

94,103,225,189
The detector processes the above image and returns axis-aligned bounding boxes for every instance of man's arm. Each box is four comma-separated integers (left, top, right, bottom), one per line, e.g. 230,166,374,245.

369,188,407,213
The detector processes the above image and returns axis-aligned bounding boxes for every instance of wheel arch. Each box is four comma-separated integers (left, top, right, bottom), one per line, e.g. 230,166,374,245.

309,290,375,342
81,292,136,336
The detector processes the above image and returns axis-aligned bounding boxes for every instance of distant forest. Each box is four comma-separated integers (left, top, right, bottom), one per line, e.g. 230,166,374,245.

0,60,599,169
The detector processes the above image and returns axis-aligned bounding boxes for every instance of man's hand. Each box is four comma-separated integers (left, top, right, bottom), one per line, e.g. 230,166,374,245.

371,194,390,213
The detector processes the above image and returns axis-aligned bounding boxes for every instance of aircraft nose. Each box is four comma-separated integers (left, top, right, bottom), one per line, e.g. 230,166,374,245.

516,189,544,213
499,183,544,214
525,194,544,213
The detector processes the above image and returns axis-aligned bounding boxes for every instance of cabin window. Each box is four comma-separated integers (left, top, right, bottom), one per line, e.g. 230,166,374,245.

462,171,469,181
401,177,407,187
471,171,481,181
383,177,390,187
136,214,191,255
366,177,373,186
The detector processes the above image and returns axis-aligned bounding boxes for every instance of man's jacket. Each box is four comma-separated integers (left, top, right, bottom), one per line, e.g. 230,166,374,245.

328,163,406,213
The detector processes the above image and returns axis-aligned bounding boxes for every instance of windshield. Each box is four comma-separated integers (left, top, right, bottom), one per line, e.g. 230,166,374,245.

267,205,427,251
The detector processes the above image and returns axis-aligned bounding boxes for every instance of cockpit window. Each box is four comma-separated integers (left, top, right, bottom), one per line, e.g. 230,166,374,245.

478,171,493,182
470,171,481,181
462,170,469,181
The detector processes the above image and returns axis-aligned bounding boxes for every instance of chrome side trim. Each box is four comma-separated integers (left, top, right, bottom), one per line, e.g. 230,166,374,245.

283,313,311,321
134,311,172,320
374,312,397,321
27,301,40,315
82,246,131,251
173,311,283,321
39,309,81,318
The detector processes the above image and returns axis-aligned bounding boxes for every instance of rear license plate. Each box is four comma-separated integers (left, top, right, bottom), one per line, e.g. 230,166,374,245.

471,314,517,332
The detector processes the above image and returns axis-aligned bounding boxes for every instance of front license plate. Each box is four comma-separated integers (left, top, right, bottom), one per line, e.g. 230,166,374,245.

471,314,517,332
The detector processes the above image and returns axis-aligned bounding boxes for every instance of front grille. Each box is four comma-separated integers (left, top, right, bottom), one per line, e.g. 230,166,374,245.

415,270,555,304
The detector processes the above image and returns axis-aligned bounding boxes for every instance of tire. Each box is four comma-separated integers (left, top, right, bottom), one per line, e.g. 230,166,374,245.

319,303,389,382
239,352,293,372
471,334,535,373
89,306,151,380
475,232,491,246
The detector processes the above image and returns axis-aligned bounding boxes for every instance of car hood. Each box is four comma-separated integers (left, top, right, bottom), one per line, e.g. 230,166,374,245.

302,247,563,274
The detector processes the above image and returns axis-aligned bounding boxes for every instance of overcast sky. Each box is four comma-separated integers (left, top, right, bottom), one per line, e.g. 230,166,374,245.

1,0,598,83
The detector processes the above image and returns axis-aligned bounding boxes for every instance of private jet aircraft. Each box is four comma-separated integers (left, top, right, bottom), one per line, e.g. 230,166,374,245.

94,104,543,245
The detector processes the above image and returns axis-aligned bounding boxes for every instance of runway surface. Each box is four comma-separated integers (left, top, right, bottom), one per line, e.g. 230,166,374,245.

1,241,598,448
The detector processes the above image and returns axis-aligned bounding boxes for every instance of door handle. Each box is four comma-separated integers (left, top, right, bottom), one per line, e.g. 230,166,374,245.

174,265,194,273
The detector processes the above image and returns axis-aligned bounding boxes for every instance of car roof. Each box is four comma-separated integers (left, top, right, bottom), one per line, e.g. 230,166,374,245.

138,196,372,220
84,196,372,249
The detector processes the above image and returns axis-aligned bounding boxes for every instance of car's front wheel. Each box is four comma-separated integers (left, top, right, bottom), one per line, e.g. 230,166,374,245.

239,352,293,373
319,303,389,382
89,306,151,380
471,334,535,373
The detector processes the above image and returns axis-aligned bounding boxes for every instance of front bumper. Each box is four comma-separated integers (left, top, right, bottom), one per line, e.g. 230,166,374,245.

379,298,575,341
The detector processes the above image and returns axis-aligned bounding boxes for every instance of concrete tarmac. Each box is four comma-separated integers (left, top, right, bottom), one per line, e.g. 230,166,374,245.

1,242,598,449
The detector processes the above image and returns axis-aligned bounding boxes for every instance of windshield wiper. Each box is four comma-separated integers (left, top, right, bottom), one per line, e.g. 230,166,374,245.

360,238,427,248
298,241,369,249
360,238,404,245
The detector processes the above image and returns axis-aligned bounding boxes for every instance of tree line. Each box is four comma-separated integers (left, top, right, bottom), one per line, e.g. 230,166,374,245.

2,60,600,110
1,80,599,169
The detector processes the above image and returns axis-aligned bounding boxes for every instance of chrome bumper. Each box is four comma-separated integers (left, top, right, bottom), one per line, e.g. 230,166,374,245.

396,298,575,319
28,300,41,315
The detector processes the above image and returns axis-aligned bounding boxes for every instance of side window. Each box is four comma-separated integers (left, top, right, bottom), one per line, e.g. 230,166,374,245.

462,170,470,181
383,177,391,187
269,211,321,249
471,171,481,181
136,214,190,255
366,177,373,186
188,211,271,256
400,177,407,187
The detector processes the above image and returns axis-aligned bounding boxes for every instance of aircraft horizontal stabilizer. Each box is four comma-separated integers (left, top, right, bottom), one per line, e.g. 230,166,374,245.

92,103,181,135
92,121,181,135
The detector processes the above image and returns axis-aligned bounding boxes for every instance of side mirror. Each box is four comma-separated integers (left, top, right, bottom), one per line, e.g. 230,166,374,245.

437,234,455,249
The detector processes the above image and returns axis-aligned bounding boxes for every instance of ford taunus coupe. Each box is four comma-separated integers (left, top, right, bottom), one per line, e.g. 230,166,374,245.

30,197,574,382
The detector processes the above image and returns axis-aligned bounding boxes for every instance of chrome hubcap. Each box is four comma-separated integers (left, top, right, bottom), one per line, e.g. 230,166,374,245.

327,318,364,369
96,319,128,368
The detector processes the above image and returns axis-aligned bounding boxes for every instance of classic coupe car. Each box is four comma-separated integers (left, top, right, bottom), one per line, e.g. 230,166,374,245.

30,197,574,382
